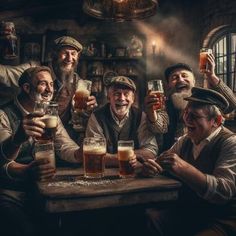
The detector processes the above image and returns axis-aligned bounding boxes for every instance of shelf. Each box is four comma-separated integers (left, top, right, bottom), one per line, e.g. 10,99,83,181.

81,56,143,61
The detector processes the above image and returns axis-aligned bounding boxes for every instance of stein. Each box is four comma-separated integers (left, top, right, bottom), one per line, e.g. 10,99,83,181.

147,80,165,111
118,140,135,178
199,48,212,73
74,80,92,112
83,137,106,178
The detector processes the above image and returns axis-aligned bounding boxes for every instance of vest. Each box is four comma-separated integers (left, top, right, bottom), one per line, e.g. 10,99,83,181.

94,104,142,154
1,101,34,191
178,127,236,218
162,99,184,152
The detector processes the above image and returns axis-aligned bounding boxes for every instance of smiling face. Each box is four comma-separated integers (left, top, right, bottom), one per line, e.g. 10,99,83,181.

29,70,54,103
183,103,218,144
107,86,135,121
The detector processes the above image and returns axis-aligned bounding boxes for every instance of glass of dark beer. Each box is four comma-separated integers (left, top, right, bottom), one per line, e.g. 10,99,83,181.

34,101,58,141
83,137,106,178
118,140,135,178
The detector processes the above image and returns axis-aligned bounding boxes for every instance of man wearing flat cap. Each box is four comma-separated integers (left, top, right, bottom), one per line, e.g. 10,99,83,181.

141,87,236,236
145,54,236,153
86,76,158,166
0,35,97,144
0,66,83,236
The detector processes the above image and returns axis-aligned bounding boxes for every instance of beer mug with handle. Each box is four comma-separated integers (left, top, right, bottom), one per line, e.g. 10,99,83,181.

83,137,106,178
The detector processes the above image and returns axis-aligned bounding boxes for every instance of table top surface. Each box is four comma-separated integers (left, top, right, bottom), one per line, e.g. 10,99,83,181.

36,167,182,199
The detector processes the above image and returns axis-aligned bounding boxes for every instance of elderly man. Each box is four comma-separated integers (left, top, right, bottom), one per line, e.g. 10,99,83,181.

86,76,158,166
142,87,236,236
145,53,236,152
0,36,97,143
0,66,82,236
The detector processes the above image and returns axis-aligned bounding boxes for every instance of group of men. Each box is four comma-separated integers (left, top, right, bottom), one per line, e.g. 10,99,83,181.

0,35,236,236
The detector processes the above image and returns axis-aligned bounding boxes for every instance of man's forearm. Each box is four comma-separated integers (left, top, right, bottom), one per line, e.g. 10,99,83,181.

135,148,156,162
0,137,22,165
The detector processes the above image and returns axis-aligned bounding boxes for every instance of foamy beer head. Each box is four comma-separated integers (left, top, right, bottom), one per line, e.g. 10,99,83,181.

40,115,58,141
83,137,106,178
118,140,135,178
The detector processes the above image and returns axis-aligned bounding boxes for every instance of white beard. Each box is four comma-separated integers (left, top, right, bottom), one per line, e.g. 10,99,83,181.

170,91,191,111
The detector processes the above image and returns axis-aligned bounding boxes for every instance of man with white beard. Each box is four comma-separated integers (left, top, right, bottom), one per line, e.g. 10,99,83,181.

145,54,236,153
0,36,97,144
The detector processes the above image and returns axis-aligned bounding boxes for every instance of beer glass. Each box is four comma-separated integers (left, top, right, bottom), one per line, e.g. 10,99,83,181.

83,137,106,178
34,101,58,141
74,80,92,112
199,48,212,73
147,80,165,111
34,140,56,181
118,140,135,178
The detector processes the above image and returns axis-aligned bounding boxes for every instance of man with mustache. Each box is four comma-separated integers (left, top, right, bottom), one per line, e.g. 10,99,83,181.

141,87,236,236
145,53,236,153
0,66,82,236
0,36,97,143
86,76,158,166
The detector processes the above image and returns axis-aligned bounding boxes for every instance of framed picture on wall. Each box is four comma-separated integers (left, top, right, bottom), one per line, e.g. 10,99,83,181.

20,34,44,63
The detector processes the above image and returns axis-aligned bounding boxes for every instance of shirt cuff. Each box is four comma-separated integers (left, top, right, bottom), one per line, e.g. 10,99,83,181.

201,174,217,200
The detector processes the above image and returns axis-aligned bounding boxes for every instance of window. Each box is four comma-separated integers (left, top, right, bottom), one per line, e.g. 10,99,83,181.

212,32,236,91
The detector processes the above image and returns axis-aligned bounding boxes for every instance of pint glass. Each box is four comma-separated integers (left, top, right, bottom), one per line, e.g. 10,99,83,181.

34,140,56,181
74,80,92,112
83,137,106,178
118,140,135,178
199,48,212,73
147,80,165,111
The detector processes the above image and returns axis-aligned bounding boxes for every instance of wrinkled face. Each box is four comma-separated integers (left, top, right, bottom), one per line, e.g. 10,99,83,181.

108,86,135,120
168,69,195,93
29,71,54,102
57,46,80,72
183,103,217,144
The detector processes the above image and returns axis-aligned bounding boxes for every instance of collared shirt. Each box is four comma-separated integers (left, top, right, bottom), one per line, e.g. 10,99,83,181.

86,106,158,155
170,126,236,204
0,98,79,164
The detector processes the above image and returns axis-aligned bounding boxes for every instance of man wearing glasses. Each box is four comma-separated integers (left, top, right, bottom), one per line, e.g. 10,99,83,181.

141,87,236,236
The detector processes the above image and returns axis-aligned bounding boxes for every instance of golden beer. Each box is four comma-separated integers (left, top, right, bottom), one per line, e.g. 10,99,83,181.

199,48,212,72
83,137,106,178
118,140,135,178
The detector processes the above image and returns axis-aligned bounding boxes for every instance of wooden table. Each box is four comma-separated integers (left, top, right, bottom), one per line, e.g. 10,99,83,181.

35,167,182,213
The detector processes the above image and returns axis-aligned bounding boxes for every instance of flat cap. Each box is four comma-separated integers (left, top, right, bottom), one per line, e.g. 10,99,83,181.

18,66,51,86
108,76,136,91
184,87,229,112
54,36,83,52
164,63,193,80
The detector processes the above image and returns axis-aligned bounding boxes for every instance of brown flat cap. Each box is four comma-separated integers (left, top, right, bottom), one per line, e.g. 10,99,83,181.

184,87,229,112
108,76,136,91
18,66,51,86
54,36,83,52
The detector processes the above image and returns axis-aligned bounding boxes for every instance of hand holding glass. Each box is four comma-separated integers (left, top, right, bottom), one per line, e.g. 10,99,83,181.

199,48,212,73
147,80,165,111
74,80,92,112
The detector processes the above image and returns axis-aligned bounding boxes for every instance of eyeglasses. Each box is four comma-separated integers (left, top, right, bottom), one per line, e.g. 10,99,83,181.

183,109,209,121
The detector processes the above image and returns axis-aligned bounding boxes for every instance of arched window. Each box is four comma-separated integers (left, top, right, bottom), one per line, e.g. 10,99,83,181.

211,31,236,91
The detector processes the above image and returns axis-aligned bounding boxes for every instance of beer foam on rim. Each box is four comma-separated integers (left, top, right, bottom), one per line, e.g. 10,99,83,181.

41,115,58,128
83,146,106,154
